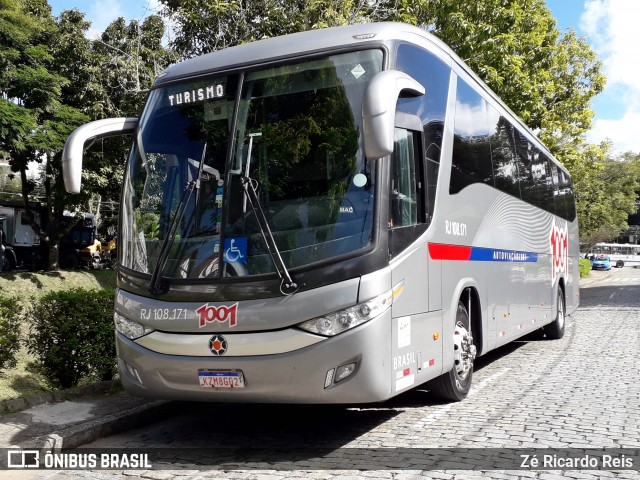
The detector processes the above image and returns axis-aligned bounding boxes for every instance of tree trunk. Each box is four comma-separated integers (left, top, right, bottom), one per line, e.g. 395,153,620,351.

48,242,60,271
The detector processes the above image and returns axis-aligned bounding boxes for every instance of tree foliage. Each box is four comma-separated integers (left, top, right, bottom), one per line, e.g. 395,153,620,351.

0,1,175,269
160,0,394,56
576,146,640,248
0,0,89,269
83,15,178,218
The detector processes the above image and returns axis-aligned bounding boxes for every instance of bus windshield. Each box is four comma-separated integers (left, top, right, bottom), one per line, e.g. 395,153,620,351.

120,49,383,281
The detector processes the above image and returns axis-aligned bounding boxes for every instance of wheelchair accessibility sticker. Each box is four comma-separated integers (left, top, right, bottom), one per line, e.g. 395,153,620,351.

224,237,247,264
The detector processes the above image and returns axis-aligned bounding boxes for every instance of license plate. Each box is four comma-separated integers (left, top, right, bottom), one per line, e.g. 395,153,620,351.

198,369,245,388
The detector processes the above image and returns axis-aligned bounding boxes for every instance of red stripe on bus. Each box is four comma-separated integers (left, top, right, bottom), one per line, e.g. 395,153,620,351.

428,243,472,261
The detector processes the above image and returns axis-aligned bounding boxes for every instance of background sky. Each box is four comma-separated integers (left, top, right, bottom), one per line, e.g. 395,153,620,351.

48,0,640,153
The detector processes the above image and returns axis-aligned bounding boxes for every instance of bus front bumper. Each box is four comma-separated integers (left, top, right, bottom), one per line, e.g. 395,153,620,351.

116,310,393,404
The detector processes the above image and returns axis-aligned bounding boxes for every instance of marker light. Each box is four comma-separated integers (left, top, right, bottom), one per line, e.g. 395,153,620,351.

324,368,335,388
123,361,143,385
297,288,394,336
114,312,154,340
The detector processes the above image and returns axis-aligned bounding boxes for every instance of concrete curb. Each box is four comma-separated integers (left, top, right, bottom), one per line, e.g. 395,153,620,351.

22,399,172,449
1,381,179,450
579,269,614,288
0,380,122,415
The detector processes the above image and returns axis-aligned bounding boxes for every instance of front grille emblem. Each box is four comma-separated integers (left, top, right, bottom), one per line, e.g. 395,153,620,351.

209,335,228,355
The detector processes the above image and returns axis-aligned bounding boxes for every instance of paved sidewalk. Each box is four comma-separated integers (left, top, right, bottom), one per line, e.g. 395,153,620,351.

0,386,171,449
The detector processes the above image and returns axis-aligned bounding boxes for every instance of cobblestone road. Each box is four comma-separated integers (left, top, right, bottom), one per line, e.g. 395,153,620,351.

17,268,640,479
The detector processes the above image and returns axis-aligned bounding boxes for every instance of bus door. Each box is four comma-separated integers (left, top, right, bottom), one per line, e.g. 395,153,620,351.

389,119,443,394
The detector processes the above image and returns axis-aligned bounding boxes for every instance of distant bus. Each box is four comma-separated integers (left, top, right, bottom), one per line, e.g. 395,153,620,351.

62,22,579,403
589,243,640,268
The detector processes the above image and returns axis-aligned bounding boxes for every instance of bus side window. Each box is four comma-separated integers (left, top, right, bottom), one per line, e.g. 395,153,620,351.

395,43,450,226
557,168,576,222
450,78,494,194
390,128,423,228
487,107,520,199
550,162,562,218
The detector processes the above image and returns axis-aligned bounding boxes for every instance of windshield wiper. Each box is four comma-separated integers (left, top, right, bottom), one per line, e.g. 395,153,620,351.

148,145,207,295
240,176,298,295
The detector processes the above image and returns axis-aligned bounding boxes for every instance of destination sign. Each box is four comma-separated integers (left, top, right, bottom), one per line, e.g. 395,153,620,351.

168,84,226,106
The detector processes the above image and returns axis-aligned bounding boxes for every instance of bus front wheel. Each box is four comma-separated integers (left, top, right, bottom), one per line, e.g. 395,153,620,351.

616,260,624,268
428,301,476,402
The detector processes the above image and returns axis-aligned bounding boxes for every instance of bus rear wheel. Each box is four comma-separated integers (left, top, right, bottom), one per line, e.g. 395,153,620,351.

544,289,565,340
428,301,476,402
616,260,624,268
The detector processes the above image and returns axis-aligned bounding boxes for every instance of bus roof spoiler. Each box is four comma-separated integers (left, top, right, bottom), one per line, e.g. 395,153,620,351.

62,117,139,194
362,70,425,160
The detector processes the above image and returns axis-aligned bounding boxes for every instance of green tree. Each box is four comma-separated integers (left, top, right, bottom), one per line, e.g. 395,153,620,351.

576,144,640,248
1,3,175,270
0,165,23,201
85,15,178,214
0,0,91,269
159,0,395,57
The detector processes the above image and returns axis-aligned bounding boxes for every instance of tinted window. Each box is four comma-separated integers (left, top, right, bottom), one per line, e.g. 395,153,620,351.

395,44,450,221
550,162,560,217
565,175,576,221
488,106,520,198
450,79,494,194
556,167,576,221
513,129,539,205
532,149,555,212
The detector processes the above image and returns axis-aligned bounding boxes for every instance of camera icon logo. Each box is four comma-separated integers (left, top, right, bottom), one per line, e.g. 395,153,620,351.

7,450,40,468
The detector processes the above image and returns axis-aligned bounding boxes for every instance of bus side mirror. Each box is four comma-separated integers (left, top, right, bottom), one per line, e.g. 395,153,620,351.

62,117,139,194
362,70,425,159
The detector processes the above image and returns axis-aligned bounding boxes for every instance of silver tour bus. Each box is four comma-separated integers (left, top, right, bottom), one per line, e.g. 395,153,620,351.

63,22,579,403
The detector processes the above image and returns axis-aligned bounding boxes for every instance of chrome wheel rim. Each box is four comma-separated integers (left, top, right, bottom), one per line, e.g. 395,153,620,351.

453,320,476,381
557,296,565,329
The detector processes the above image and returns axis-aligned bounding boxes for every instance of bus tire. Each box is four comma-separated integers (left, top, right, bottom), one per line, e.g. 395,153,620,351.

616,260,624,268
428,301,475,402
544,289,565,340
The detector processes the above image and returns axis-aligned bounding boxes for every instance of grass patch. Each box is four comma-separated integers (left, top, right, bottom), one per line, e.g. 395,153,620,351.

0,270,117,402
0,345,50,401
0,270,116,298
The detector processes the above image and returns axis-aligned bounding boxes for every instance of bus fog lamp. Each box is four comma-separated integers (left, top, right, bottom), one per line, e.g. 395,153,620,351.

114,312,153,340
335,362,357,382
297,289,393,336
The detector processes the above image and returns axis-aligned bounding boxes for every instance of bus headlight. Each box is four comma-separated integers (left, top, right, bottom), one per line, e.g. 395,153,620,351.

114,312,154,340
297,289,393,336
